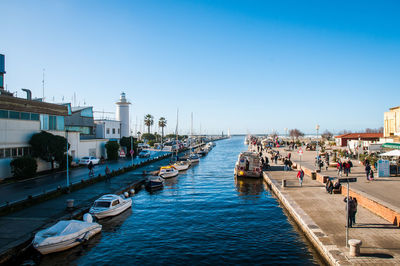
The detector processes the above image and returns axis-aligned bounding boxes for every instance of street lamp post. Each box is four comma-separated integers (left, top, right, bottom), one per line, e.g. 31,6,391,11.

130,131,134,166
316,124,320,160
66,130,70,188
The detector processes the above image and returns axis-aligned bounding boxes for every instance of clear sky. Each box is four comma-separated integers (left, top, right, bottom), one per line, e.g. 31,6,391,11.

2,0,400,135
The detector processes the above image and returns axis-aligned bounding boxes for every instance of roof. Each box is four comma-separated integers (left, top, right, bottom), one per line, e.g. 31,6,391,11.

71,106,92,112
0,94,68,116
334,133,383,139
389,106,400,111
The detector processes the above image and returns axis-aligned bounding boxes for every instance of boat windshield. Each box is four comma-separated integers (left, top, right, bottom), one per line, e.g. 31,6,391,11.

94,201,111,208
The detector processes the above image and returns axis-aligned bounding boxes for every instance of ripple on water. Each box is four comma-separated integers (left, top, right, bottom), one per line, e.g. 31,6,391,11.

35,137,319,266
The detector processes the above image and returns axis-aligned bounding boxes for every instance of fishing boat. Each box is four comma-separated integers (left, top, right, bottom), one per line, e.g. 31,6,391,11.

172,160,191,171
196,148,208,157
89,194,132,219
234,151,262,178
145,176,164,190
32,214,101,255
159,165,179,179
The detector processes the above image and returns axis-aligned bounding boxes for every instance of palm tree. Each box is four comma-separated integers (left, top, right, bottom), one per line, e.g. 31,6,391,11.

158,117,167,144
144,114,154,134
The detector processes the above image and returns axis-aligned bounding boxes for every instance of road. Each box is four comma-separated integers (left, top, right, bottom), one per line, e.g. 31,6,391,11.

0,150,170,205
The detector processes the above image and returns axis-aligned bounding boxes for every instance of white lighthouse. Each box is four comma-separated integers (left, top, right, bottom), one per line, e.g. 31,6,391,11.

116,92,131,138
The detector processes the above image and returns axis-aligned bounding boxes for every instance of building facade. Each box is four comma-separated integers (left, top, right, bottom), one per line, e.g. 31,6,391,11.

384,106,400,141
64,106,96,138
0,93,69,178
95,119,121,139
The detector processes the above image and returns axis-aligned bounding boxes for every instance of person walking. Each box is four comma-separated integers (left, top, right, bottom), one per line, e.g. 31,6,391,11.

337,161,343,177
105,165,111,182
365,163,371,180
88,161,94,177
347,160,353,173
344,196,355,228
368,169,374,181
297,169,304,187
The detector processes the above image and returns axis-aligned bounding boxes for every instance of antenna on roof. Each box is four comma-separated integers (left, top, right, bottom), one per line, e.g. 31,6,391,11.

42,68,45,101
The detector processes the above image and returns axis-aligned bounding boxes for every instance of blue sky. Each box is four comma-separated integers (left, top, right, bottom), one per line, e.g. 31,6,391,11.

2,0,400,135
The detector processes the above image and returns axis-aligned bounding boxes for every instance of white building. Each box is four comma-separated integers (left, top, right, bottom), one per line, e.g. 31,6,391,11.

95,119,121,139
115,92,131,138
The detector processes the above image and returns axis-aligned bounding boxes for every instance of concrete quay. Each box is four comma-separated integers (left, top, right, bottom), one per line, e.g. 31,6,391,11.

262,148,400,265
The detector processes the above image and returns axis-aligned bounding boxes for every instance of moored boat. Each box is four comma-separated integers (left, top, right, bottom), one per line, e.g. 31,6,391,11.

159,166,179,179
145,177,164,190
188,153,200,163
172,160,191,171
32,214,101,255
234,151,262,178
89,194,132,219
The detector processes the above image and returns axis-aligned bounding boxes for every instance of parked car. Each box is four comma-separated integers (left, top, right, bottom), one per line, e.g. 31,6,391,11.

79,156,100,165
138,150,151,158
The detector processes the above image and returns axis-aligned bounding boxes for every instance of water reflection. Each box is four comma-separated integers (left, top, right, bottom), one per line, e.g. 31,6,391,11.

234,176,264,196
99,208,132,232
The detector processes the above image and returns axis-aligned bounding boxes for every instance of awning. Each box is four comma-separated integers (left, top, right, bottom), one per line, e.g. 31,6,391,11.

379,149,400,157
381,143,400,149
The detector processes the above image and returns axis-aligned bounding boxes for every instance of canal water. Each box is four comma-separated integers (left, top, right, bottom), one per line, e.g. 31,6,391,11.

36,136,321,265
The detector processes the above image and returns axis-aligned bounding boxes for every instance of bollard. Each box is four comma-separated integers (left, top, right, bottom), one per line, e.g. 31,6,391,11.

282,179,286,187
348,239,362,256
66,199,74,208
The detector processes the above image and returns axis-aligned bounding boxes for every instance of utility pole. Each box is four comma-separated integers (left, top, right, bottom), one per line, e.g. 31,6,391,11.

66,130,69,189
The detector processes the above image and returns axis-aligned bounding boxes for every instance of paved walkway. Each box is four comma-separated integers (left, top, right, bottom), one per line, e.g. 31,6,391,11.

0,157,170,262
276,147,400,212
264,166,400,265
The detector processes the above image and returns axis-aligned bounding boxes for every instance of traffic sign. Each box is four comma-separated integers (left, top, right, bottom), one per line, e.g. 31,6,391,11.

338,178,357,183
119,150,126,158
130,149,134,155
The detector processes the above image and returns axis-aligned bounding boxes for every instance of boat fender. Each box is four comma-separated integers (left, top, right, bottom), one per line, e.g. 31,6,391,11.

124,192,129,198
129,189,135,196
83,213,93,223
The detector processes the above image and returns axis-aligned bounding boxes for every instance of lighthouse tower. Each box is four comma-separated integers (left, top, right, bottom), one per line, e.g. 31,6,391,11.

116,92,131,138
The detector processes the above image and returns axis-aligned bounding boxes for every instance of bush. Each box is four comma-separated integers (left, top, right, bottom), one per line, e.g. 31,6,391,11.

105,141,120,160
59,155,73,170
10,156,37,179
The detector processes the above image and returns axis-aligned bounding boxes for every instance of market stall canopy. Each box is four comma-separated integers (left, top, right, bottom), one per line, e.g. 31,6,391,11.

379,150,400,157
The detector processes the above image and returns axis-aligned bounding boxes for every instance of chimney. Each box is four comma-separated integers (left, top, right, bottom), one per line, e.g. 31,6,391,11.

22,88,32,100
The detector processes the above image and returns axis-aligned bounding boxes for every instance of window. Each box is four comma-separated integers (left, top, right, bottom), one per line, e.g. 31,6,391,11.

0,110,8,118
18,147,23,156
49,115,57,130
106,128,110,134
112,200,120,206
40,114,49,130
112,128,116,134
21,112,30,120
4,148,10,158
23,147,30,156
9,111,20,119
12,148,17,157
31,113,39,121
118,128,120,134
0,149,4,158
56,116,64,130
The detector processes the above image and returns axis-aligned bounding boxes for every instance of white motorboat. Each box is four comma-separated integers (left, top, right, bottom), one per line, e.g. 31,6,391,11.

32,214,101,255
172,160,191,171
89,194,132,219
159,166,179,179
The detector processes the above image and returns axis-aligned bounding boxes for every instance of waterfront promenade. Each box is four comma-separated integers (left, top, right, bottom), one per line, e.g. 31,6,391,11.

262,147,400,265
